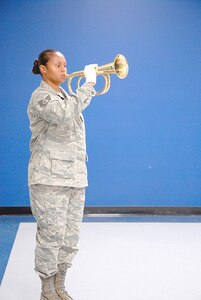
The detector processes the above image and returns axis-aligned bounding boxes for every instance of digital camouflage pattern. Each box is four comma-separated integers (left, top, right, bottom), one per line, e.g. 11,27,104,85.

30,184,85,278
27,80,95,278
27,80,96,188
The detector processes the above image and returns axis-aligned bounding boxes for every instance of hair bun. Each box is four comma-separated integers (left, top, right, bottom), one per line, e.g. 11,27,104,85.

34,59,38,66
32,59,40,74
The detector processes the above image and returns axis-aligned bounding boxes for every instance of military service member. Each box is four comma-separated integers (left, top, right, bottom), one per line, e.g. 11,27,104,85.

28,49,97,300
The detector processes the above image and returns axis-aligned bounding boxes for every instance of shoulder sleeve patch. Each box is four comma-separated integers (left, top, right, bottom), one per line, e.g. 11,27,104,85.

45,95,51,100
38,95,51,108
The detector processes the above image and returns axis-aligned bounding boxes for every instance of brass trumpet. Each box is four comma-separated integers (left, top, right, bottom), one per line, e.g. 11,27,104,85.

66,54,129,95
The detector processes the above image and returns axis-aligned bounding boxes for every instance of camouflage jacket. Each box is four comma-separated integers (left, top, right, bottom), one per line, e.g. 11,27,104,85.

27,80,96,187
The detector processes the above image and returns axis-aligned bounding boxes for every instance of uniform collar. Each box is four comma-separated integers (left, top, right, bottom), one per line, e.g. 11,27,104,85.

40,80,59,95
40,80,68,98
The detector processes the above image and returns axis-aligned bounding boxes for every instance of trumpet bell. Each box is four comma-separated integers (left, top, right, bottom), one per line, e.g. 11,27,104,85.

97,54,128,79
114,54,129,79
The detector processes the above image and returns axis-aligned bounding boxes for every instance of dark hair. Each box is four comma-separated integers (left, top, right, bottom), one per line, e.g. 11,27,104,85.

32,49,58,75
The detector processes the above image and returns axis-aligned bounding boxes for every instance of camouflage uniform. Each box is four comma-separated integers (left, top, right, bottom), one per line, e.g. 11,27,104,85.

28,80,95,278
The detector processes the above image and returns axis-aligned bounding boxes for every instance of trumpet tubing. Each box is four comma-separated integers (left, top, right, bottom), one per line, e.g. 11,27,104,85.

66,54,129,95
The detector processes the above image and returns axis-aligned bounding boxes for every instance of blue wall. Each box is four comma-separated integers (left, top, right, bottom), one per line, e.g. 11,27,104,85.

0,0,200,207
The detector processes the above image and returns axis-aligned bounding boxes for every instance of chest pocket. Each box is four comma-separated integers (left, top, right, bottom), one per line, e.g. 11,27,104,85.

50,150,76,178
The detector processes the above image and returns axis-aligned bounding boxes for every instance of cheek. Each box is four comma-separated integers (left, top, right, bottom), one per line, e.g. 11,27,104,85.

49,67,58,77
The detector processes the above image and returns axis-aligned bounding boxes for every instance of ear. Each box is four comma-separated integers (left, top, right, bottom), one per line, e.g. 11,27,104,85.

39,65,47,74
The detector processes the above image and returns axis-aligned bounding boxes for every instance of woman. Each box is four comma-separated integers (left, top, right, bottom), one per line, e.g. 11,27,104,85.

27,49,97,300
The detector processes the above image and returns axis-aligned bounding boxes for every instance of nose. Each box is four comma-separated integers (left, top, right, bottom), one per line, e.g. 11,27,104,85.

61,65,66,72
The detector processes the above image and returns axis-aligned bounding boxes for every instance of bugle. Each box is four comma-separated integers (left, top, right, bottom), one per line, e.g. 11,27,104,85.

66,54,129,95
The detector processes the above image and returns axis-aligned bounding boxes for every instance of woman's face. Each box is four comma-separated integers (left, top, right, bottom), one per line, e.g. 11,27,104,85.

41,52,67,86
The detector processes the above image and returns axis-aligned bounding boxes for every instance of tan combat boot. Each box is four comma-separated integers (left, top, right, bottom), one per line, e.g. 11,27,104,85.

40,275,61,300
55,264,73,300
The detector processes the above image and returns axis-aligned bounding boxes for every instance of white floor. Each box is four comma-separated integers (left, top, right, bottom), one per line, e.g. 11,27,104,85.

0,222,201,300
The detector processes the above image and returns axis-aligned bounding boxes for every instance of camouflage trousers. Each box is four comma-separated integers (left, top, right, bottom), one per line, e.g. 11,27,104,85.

29,184,85,278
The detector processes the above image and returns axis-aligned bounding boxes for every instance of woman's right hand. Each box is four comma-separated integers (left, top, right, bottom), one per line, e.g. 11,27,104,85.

84,64,97,85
